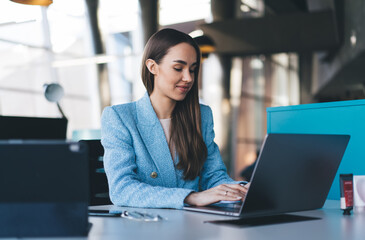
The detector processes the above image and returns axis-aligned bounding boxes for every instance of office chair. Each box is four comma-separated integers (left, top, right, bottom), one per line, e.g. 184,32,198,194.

79,140,112,206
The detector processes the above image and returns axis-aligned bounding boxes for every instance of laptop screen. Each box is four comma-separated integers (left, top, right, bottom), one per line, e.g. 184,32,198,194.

184,133,350,218
240,133,350,218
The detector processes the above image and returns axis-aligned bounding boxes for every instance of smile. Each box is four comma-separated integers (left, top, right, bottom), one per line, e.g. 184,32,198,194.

176,85,190,93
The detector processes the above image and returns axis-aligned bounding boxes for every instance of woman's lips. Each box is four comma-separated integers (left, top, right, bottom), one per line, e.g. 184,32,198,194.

176,85,190,93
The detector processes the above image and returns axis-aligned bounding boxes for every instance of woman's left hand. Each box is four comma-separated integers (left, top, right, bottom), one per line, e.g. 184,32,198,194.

184,183,250,206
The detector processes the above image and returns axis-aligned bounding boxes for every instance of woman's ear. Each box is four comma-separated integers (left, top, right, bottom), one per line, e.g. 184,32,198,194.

145,59,157,74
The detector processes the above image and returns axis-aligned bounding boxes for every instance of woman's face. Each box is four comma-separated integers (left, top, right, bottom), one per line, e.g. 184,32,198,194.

148,42,197,102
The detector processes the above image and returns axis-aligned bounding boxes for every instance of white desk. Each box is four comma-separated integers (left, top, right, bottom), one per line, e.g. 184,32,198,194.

4,200,364,240
87,200,365,240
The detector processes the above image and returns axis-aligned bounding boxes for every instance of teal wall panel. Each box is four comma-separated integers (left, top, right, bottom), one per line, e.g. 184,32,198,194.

267,99,365,200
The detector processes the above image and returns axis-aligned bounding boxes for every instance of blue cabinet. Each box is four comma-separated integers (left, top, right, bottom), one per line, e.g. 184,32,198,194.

267,99,365,199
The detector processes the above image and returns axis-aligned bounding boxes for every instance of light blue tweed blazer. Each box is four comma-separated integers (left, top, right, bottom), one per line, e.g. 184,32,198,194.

101,92,237,209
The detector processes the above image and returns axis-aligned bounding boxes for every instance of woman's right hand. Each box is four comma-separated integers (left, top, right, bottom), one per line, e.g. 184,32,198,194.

184,183,250,206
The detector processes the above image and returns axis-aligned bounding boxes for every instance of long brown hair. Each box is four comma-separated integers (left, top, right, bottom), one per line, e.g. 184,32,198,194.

141,28,207,180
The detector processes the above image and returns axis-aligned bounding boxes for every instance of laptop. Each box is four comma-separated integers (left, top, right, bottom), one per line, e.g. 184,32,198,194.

184,133,350,218
0,141,89,237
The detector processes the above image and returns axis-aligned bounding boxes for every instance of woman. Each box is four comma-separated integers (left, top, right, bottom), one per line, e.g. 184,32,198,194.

101,28,248,209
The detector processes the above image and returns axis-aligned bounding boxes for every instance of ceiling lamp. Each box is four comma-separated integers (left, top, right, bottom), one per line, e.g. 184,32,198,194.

10,0,53,6
190,30,216,60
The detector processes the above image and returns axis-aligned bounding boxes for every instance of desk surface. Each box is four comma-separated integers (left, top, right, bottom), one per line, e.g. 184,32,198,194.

5,200,365,240
88,200,364,240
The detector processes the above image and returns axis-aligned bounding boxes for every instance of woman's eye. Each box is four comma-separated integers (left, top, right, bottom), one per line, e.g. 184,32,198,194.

174,68,182,72
189,69,195,73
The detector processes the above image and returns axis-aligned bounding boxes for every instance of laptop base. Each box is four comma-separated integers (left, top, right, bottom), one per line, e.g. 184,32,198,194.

205,214,321,228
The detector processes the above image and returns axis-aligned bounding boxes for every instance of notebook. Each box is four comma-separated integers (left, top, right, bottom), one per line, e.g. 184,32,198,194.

184,133,350,218
0,140,89,237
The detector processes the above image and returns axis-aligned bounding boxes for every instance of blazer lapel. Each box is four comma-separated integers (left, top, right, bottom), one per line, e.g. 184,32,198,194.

136,93,177,188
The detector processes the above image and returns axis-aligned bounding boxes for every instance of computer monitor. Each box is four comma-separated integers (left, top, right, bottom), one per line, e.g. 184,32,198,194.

0,115,67,140
0,140,89,237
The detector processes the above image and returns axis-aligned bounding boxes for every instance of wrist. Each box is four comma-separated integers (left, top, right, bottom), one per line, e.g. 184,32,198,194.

184,192,197,205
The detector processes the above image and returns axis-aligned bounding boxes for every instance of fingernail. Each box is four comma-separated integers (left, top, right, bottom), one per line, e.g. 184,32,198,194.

236,197,242,199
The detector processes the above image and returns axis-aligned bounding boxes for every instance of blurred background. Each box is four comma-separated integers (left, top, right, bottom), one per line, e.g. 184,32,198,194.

0,0,364,179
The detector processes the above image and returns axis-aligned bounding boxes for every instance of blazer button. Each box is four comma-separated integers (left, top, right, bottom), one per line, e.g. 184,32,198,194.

150,172,158,179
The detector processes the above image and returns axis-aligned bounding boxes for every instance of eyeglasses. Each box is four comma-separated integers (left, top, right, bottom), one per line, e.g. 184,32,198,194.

121,211,164,222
